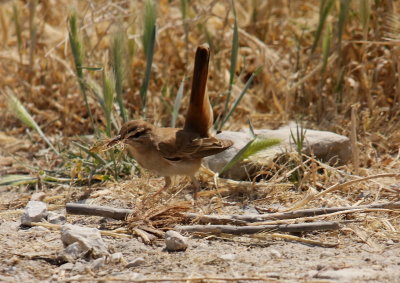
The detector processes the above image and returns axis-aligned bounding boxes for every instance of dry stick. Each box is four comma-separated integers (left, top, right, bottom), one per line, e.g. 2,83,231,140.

176,221,340,235
351,105,359,174
61,276,275,282
66,201,400,224
66,203,131,220
247,208,399,226
269,233,339,248
314,173,400,199
29,222,131,238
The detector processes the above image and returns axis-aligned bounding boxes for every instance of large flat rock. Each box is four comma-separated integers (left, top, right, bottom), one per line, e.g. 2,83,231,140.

205,126,351,180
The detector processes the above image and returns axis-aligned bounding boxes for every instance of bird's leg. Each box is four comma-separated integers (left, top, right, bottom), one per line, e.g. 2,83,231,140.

190,176,201,200
151,176,172,199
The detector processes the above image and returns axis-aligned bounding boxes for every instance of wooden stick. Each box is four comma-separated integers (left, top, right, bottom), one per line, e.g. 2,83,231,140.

66,203,131,220
66,201,400,224
176,221,340,234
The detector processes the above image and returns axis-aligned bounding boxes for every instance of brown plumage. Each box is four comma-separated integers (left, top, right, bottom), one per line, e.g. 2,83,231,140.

108,44,233,199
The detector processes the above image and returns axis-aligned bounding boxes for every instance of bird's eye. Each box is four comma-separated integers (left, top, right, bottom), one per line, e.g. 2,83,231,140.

128,130,145,139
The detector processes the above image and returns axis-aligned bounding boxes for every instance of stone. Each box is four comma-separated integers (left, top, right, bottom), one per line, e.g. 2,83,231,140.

164,230,188,252
204,126,351,180
61,224,109,259
109,252,124,264
269,249,282,259
125,257,145,268
315,267,376,280
91,257,106,270
21,201,48,226
219,253,236,261
27,226,49,232
64,242,85,259
59,262,74,271
47,211,66,225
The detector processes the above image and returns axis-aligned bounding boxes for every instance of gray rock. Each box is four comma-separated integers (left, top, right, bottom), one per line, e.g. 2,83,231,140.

47,211,66,224
125,257,145,268
109,252,124,264
91,257,106,270
205,126,351,180
64,242,85,259
315,267,376,280
219,253,236,261
27,226,49,232
269,249,282,259
59,262,74,271
21,201,48,225
165,230,188,252
61,224,109,259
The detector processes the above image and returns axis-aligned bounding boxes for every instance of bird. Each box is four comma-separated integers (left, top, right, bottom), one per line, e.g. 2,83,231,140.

107,44,233,199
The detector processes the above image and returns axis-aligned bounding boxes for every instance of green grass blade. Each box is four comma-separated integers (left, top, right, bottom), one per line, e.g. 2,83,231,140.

171,76,185,128
311,0,334,54
180,0,189,63
219,136,281,175
111,29,128,123
12,4,22,62
139,0,157,115
72,141,107,165
29,0,37,72
321,22,332,74
290,123,307,156
102,69,115,137
337,0,350,49
359,0,370,40
0,175,37,186
68,11,95,130
219,0,239,131
219,66,262,130
5,89,59,155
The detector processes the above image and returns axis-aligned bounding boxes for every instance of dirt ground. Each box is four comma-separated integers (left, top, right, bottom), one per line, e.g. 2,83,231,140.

1,182,400,283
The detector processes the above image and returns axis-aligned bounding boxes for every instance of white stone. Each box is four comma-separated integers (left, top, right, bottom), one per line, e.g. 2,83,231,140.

219,253,236,261
125,257,145,268
21,201,48,225
47,211,66,224
205,126,351,180
165,230,188,252
61,224,109,258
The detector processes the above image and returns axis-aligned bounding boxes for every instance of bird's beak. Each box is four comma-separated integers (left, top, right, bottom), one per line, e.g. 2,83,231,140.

106,135,122,148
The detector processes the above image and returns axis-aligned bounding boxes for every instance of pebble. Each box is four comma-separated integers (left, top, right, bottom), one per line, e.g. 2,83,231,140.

91,257,106,270
125,257,145,268
47,211,66,224
21,201,48,226
61,224,109,259
64,242,84,259
109,252,124,264
219,253,236,261
164,230,188,252
269,249,282,259
59,262,74,271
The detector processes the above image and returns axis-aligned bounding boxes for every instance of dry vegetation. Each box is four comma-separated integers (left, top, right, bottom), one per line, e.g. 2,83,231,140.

1,0,400,281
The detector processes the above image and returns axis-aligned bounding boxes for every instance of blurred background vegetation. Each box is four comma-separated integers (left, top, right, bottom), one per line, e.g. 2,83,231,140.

0,0,399,184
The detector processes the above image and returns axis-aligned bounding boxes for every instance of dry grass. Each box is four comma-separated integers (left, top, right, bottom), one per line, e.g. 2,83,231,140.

0,0,399,250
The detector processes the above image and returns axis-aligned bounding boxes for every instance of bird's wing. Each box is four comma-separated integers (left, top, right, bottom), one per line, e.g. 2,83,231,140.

158,136,233,161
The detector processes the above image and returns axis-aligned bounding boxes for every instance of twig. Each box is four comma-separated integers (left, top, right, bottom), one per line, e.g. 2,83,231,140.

351,105,359,174
314,173,400,199
176,221,340,235
61,276,277,282
66,202,400,224
269,233,339,248
66,203,131,220
29,222,131,238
